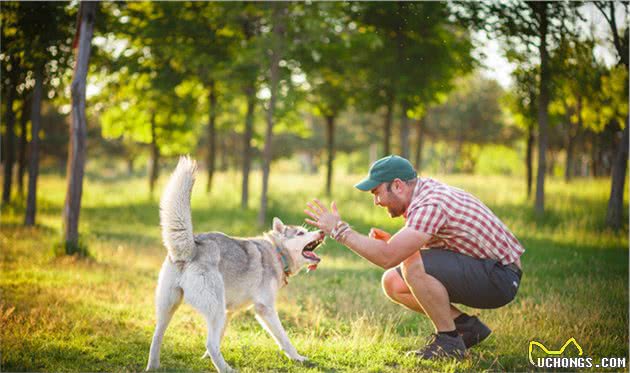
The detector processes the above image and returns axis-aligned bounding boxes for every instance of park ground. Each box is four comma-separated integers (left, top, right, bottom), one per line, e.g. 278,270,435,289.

1,163,628,372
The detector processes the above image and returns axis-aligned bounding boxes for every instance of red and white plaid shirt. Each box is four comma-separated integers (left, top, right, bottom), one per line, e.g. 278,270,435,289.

404,178,524,265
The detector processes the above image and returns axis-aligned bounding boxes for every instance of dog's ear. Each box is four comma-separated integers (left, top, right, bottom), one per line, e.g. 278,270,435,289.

272,217,285,233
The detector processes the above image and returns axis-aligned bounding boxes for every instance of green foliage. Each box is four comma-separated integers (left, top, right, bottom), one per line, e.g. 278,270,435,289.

354,2,475,114
95,2,205,156
1,169,627,371
426,74,517,144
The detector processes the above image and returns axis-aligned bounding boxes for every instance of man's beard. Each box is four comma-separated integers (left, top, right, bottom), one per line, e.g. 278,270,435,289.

386,195,405,217
387,206,404,217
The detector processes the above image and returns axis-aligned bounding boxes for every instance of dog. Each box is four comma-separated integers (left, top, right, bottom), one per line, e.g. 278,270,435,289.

146,157,324,372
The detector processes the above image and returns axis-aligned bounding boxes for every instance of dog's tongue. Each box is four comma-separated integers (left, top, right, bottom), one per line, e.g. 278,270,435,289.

303,250,320,272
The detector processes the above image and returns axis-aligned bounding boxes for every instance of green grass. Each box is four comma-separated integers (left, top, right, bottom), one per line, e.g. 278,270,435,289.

1,167,628,372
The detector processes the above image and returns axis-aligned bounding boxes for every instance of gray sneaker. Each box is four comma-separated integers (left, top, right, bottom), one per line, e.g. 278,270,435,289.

406,333,466,360
455,316,492,348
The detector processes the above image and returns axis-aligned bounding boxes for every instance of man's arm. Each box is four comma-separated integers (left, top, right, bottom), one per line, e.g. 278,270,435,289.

340,227,431,269
305,198,431,269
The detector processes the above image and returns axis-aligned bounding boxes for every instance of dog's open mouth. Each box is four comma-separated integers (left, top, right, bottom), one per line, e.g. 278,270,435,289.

302,235,324,271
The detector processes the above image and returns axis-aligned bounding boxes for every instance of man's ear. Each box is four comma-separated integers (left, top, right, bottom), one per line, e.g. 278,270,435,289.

272,217,285,233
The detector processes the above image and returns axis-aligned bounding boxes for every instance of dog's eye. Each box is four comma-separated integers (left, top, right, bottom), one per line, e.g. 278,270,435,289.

297,231,305,236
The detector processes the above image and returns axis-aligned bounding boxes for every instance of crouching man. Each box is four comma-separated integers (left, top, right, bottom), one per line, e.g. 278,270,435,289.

305,155,524,359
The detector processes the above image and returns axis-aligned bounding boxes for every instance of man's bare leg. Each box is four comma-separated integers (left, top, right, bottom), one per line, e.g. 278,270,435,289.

399,251,455,332
382,267,462,319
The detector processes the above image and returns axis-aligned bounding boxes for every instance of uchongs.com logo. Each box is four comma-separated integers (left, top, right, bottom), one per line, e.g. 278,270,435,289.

529,337,627,369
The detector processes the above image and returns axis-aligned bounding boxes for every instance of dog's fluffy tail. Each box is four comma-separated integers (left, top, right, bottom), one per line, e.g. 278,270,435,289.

160,156,197,262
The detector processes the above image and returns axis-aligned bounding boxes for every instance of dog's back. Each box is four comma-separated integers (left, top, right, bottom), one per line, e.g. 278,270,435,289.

193,232,280,310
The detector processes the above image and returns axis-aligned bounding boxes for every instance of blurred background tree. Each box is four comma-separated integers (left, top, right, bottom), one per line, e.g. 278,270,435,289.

1,0,627,248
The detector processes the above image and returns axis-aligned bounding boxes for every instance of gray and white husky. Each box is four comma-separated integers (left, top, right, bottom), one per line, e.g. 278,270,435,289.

146,157,324,372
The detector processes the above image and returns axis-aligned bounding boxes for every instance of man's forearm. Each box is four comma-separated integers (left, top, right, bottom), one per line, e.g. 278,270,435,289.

337,229,396,269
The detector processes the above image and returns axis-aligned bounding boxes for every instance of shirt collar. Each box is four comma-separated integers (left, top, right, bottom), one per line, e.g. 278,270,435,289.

403,178,422,219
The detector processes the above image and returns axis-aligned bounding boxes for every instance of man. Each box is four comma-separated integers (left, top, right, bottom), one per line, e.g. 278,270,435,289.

304,155,524,360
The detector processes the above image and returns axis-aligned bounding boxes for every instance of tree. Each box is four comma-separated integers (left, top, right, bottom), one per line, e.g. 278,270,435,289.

1,55,19,204
593,1,629,229
507,66,538,197
295,2,358,196
232,3,264,208
457,0,581,215
62,1,97,253
425,74,518,172
548,36,606,183
97,2,198,196
2,2,76,225
355,2,474,158
164,2,237,193
17,94,30,197
258,2,287,227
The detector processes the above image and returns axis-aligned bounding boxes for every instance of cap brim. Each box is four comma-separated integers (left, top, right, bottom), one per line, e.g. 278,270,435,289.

354,178,381,191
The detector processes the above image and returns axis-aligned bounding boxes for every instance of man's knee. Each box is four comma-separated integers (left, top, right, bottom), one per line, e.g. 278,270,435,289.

381,268,407,298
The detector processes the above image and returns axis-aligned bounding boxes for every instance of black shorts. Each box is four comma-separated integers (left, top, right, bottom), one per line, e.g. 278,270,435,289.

396,248,522,309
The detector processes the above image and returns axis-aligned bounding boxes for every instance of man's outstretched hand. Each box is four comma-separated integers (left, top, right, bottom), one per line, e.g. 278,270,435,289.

304,199,341,235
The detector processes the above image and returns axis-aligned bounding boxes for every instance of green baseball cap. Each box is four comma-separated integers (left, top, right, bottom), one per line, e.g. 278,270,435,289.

354,155,417,191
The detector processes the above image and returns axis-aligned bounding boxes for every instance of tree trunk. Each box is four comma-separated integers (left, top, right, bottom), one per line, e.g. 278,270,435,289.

547,151,556,177
591,134,600,177
257,2,284,227
565,98,580,183
63,1,96,252
606,120,629,229
325,115,335,196
383,97,394,156
414,117,424,172
565,128,575,183
399,102,410,160
25,67,44,226
127,157,134,175
18,95,30,197
2,84,16,204
241,85,256,208
206,80,217,193
149,112,160,197
526,123,534,199
533,2,549,216
219,134,228,171
595,1,628,229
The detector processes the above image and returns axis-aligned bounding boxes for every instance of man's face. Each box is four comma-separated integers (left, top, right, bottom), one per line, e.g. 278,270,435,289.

370,181,406,218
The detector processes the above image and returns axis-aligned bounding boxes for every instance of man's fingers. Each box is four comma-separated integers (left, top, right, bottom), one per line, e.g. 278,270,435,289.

331,201,339,215
304,218,320,228
313,198,327,212
306,202,323,215
304,209,319,221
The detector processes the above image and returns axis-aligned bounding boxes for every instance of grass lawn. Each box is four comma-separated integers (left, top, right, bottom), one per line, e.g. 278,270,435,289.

1,165,628,372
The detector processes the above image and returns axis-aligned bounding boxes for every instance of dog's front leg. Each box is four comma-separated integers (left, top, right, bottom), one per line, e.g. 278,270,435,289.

254,303,307,362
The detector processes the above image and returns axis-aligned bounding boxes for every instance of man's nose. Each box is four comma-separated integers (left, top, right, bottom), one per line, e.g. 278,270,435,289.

373,195,380,206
